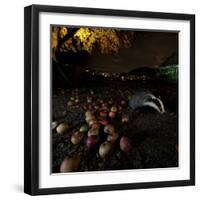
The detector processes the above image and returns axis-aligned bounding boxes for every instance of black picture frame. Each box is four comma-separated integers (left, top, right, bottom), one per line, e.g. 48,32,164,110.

24,4,195,195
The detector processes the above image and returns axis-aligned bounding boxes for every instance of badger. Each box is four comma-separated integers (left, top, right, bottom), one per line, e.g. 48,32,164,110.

129,90,165,113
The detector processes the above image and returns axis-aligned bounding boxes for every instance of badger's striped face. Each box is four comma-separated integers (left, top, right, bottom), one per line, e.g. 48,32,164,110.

129,92,165,113
142,97,165,113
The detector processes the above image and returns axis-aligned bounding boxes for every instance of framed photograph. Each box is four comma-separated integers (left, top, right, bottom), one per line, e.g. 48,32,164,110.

24,5,195,195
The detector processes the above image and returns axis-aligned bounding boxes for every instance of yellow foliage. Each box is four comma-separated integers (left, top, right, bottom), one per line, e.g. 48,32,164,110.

59,27,68,39
52,28,58,48
52,26,133,54
74,28,96,53
94,28,120,54
74,28,121,54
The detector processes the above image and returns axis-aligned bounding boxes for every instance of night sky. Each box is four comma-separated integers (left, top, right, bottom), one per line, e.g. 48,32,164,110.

87,31,178,73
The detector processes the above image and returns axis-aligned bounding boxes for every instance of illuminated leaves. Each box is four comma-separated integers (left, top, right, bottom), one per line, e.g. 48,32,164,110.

51,26,134,55
51,27,68,49
59,27,68,38
74,28,96,53
73,28,122,54
52,27,59,48
94,28,120,54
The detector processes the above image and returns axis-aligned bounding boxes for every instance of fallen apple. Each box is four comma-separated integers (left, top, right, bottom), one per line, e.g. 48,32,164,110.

60,155,81,172
88,128,99,137
91,123,100,129
74,98,79,103
99,141,113,159
120,136,132,154
79,124,88,132
56,122,69,134
70,96,75,101
107,132,119,143
88,119,98,127
86,135,99,149
109,111,116,119
100,111,107,117
87,97,92,103
111,106,117,112
85,115,95,123
90,90,94,95
85,110,93,118
71,132,84,145
94,105,100,110
99,120,108,126
67,101,73,107
104,124,115,134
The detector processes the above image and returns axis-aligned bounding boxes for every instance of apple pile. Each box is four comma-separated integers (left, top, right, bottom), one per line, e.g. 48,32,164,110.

70,106,132,159
59,94,133,172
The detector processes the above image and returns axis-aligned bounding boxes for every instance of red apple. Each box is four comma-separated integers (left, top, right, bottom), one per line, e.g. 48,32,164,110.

120,136,132,153
99,120,108,126
100,111,107,117
86,135,99,149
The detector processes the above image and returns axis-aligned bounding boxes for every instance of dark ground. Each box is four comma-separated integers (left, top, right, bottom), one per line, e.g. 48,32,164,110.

52,80,178,173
